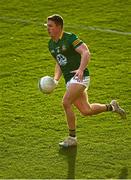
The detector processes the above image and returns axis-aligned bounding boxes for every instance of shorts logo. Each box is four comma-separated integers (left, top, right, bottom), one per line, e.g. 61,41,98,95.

56,54,67,66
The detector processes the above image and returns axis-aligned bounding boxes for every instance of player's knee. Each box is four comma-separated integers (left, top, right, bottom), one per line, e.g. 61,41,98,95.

80,109,93,116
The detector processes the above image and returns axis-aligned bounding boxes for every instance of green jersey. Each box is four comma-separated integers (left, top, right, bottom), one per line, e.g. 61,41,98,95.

48,32,89,83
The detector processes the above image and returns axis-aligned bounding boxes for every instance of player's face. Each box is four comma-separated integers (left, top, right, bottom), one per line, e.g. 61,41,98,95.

47,20,61,38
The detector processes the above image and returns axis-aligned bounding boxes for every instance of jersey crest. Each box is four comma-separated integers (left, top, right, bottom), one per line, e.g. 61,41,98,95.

56,54,67,66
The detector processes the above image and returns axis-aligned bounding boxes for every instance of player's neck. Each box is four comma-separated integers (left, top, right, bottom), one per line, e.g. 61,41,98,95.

52,30,64,42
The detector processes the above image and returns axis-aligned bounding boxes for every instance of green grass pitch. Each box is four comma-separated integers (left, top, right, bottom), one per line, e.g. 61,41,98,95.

0,0,131,179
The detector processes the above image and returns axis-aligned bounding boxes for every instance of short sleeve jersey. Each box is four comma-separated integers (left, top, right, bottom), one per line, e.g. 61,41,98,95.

48,32,89,83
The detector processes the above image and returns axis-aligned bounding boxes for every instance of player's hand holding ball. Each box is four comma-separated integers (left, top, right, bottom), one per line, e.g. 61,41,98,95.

39,76,58,94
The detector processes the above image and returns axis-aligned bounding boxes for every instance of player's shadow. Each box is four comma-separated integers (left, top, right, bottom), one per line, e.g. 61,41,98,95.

59,146,77,179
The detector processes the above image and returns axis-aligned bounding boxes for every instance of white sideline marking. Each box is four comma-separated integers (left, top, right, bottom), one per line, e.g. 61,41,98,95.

0,16,131,36
67,25,131,36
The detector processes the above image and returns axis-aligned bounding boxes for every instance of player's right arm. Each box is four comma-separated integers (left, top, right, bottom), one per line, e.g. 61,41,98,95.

54,62,62,82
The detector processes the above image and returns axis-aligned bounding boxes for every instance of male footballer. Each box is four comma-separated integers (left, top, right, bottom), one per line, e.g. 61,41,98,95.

45,14,126,147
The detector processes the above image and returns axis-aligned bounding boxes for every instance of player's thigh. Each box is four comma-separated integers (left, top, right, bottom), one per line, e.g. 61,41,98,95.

63,83,86,105
73,90,91,111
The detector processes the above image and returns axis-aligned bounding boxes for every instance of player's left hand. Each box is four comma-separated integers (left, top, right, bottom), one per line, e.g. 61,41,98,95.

71,69,84,81
54,79,59,86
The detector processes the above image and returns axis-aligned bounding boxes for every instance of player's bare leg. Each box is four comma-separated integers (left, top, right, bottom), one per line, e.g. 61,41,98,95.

59,83,85,147
62,83,85,131
73,90,107,116
74,91,126,119
59,83,126,147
